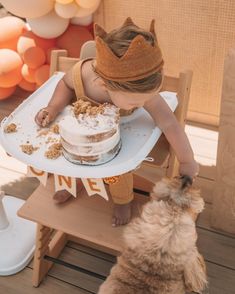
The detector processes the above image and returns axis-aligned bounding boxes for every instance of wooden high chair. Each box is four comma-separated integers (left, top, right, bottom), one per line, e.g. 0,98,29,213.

49,42,193,191
18,42,193,287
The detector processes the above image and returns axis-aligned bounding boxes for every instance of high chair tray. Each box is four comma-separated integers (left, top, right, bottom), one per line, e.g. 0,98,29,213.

0,72,177,178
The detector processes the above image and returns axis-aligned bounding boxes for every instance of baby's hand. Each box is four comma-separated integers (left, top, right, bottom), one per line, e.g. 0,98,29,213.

179,160,199,180
35,106,57,127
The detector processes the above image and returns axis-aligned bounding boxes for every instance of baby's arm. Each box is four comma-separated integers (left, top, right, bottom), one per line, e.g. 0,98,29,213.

144,94,199,178
35,70,74,127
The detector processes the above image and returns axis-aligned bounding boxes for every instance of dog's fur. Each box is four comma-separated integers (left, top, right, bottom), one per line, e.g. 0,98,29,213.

99,177,207,294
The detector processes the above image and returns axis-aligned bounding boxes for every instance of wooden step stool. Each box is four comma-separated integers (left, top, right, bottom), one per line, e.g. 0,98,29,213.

17,176,147,287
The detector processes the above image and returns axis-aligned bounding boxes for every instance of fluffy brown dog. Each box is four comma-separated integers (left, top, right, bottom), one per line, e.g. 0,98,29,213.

98,177,207,294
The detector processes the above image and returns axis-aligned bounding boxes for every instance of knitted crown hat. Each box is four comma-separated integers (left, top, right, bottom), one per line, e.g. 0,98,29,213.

94,17,164,82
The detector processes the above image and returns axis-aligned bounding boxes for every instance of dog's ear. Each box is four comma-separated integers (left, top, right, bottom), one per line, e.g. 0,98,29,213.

184,252,208,292
151,177,172,200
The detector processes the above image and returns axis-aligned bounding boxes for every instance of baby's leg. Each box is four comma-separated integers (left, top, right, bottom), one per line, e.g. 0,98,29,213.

108,172,134,226
53,178,83,204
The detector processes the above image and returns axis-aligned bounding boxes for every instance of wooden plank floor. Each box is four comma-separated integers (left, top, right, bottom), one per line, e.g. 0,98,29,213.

1,91,235,294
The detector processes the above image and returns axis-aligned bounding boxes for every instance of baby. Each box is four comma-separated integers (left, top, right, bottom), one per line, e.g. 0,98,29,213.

35,17,199,227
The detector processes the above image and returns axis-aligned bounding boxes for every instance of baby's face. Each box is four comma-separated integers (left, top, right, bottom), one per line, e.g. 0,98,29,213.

107,89,157,110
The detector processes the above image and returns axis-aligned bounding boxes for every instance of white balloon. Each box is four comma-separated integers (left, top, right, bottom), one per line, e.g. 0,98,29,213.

1,0,54,19
70,14,93,26
75,0,100,9
74,0,101,18
27,11,69,39
55,2,78,19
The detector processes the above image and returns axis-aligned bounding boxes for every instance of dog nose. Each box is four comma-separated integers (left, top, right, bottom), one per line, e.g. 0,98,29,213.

180,175,193,189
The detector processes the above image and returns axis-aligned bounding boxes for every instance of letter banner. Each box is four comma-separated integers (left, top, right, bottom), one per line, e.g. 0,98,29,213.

27,166,48,186
54,175,77,198
81,178,109,201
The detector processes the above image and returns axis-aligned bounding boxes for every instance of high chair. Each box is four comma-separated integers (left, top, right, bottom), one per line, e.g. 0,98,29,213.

18,42,193,287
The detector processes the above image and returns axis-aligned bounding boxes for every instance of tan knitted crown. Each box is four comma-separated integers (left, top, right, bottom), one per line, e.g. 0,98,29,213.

94,17,164,82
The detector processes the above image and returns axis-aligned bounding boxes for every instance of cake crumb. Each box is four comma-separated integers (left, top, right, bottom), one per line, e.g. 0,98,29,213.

50,124,59,134
4,123,17,133
20,144,39,155
45,143,62,159
37,129,49,137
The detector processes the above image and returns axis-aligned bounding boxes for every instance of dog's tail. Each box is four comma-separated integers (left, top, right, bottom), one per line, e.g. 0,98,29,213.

151,177,204,214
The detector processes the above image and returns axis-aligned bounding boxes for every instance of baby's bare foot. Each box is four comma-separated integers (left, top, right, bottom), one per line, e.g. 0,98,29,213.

112,202,132,227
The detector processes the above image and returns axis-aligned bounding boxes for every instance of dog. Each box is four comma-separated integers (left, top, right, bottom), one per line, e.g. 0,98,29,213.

98,176,207,294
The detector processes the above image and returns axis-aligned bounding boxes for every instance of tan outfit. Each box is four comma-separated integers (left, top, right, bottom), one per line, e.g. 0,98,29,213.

72,59,134,205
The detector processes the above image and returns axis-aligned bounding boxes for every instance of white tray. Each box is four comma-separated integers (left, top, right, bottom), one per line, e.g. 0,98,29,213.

0,72,178,178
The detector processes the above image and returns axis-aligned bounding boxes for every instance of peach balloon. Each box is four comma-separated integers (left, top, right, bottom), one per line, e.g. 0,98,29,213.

1,0,54,19
0,86,16,100
75,0,100,9
35,64,50,86
18,78,37,92
56,25,93,58
70,14,93,26
46,47,59,64
0,16,26,50
74,0,100,17
21,64,36,83
55,2,78,19
17,31,56,56
27,11,69,39
23,47,46,69
0,49,23,88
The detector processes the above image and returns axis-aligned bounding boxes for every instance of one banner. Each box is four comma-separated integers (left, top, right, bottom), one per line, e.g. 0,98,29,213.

27,166,48,186
54,175,77,198
81,178,109,201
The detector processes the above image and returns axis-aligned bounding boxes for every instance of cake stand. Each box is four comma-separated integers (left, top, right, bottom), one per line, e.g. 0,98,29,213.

0,191,36,276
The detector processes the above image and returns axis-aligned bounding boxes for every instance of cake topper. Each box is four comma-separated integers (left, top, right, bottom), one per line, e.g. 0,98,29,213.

94,17,164,82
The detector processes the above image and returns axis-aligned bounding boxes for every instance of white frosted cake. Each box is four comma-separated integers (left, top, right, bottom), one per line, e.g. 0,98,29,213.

59,100,121,165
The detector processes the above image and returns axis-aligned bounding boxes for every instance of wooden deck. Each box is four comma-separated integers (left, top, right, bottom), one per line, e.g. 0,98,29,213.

0,92,235,294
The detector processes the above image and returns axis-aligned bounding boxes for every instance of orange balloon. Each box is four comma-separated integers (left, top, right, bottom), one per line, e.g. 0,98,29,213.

46,47,59,64
35,64,50,86
18,78,36,92
0,37,19,51
23,46,46,69
21,64,37,83
56,25,93,58
17,31,56,56
0,49,23,88
0,17,26,43
0,85,16,100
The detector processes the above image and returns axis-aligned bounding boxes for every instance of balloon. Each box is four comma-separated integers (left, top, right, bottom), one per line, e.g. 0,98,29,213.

0,49,23,88
35,64,50,86
21,64,36,83
70,14,93,26
55,2,78,19
46,47,59,64
0,86,16,100
56,25,93,57
1,0,54,19
17,31,56,55
74,2,100,18
56,0,74,4
23,47,46,69
75,0,100,9
0,16,27,50
27,11,69,39
18,78,37,92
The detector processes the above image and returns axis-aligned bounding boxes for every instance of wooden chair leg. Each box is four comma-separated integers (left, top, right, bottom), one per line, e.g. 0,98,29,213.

33,224,53,287
33,224,68,287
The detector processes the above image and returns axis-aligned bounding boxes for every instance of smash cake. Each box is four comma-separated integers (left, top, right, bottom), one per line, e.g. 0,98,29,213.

59,99,121,165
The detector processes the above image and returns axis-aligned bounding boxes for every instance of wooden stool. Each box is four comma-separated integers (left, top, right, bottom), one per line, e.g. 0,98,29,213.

18,176,147,287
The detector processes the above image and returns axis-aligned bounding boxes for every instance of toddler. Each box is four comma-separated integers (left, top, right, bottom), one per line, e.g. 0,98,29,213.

35,17,199,227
